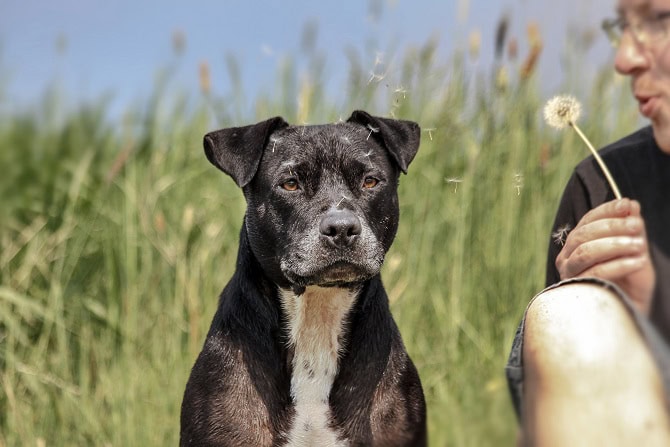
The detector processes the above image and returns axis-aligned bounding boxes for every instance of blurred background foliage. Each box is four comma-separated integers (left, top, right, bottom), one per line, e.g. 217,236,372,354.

0,13,640,447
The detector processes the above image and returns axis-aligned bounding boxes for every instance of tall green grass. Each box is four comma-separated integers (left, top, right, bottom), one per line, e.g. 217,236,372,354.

0,37,639,446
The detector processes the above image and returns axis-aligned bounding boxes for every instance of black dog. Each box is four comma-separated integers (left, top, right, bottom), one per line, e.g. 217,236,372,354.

180,111,426,446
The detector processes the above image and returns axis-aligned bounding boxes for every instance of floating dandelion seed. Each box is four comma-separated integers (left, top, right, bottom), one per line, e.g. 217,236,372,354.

366,124,380,140
552,224,572,246
367,70,387,84
446,177,463,193
364,150,373,168
394,86,408,99
423,128,436,141
336,194,350,207
270,136,281,152
543,95,622,199
513,173,524,196
284,162,296,177
374,52,384,66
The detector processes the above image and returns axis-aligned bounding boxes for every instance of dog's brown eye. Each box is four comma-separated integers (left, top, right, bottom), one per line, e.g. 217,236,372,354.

363,177,379,189
281,179,299,191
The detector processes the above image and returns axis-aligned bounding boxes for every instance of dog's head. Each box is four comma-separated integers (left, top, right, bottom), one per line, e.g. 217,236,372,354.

204,111,420,290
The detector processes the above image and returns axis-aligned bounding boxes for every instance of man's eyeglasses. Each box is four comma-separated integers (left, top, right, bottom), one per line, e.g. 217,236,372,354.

602,11,670,48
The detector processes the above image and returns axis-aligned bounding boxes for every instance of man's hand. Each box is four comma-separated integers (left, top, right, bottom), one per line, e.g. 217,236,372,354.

555,199,656,315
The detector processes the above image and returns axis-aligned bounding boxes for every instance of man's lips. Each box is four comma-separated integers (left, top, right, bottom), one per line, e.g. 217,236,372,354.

635,93,659,118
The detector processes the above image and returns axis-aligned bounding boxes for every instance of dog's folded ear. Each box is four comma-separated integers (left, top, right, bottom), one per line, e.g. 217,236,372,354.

204,117,289,187
347,110,420,174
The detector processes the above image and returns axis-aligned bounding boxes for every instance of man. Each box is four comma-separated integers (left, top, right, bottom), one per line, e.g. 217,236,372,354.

507,1,670,444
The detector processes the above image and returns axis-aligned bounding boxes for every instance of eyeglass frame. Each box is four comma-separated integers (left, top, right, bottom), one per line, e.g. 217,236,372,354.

602,11,670,48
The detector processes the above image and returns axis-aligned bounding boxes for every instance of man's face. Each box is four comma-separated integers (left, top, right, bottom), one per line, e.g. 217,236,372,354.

615,0,670,153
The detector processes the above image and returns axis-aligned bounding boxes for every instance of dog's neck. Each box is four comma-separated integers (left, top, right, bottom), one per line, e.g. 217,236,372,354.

279,285,358,446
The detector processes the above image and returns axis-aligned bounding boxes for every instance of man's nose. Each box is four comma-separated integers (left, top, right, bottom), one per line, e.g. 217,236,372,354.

614,32,650,75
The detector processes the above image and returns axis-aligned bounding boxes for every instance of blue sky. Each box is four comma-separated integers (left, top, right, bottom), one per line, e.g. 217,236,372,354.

1,0,613,117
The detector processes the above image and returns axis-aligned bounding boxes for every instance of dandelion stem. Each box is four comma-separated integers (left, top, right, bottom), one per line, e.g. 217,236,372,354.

569,121,622,199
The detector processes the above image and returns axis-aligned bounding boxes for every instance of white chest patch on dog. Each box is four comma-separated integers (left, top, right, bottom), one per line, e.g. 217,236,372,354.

279,286,357,447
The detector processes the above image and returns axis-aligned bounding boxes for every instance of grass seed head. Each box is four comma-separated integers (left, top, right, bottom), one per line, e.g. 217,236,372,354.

468,29,481,59
199,61,211,95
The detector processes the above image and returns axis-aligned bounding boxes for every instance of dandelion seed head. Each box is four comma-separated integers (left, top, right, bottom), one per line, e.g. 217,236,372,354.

543,95,622,199
544,95,582,129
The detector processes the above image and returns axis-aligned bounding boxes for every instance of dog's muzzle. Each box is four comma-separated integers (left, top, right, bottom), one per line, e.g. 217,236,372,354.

280,209,384,288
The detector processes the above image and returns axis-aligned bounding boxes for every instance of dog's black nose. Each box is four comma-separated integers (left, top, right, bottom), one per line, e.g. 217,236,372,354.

319,209,362,248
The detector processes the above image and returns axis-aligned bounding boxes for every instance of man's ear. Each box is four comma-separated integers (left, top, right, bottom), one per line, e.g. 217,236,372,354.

203,117,289,187
347,110,420,174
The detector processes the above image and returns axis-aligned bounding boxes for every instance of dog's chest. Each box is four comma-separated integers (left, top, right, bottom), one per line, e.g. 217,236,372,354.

279,286,357,447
